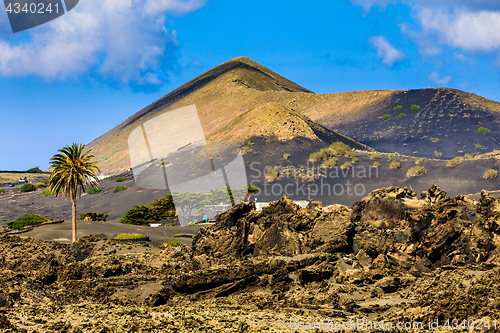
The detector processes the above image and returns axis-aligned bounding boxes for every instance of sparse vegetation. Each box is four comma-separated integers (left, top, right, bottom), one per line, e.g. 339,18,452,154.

0,189,5,194
310,142,354,161
115,177,126,182
161,241,184,248
464,153,474,160
266,166,280,181
26,167,43,173
483,169,498,179
115,233,146,240
406,166,427,177
330,142,353,157
88,186,102,195
370,152,381,160
416,158,427,165
447,157,462,167
310,149,331,161
390,162,401,169
474,144,486,150
40,188,53,197
429,138,439,142
322,157,339,167
352,157,359,163
6,214,49,230
383,114,391,119
477,127,490,134
341,162,352,170
79,212,109,221
19,183,36,192
373,161,381,167
394,105,402,110
120,205,157,226
410,104,420,111
283,153,290,159
113,185,128,193
398,113,406,118
431,99,437,102
433,151,442,157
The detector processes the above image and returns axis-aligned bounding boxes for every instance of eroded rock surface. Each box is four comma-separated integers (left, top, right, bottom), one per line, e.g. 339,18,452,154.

0,185,499,332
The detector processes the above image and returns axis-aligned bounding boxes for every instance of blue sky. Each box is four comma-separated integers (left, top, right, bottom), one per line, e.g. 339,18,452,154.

1,0,500,170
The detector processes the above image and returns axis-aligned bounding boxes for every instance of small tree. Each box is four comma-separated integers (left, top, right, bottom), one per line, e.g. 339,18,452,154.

49,143,100,243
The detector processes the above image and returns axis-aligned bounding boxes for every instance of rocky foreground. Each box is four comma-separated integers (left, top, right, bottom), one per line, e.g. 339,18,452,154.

0,185,499,332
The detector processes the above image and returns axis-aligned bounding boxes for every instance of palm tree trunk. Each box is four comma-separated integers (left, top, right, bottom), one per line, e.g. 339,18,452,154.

72,199,77,243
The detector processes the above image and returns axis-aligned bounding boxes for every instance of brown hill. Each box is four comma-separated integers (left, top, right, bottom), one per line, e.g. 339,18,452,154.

86,57,500,175
86,57,379,174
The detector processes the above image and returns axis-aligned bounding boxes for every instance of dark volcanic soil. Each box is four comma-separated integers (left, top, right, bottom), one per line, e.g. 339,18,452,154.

330,88,500,159
0,186,499,332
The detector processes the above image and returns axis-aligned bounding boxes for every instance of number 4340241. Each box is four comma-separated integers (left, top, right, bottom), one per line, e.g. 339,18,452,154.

5,2,60,14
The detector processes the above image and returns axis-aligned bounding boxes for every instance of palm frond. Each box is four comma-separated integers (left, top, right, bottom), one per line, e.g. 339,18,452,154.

48,143,100,201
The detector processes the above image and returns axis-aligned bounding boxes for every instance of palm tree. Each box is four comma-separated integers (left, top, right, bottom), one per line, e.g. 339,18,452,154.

49,143,100,243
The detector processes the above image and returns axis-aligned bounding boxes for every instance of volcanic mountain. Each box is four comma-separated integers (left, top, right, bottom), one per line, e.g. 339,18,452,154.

86,56,500,175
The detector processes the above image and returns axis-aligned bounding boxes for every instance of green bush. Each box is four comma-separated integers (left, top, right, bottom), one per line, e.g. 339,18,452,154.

265,166,280,181
35,183,46,189
483,169,498,179
7,214,48,230
322,157,339,167
26,167,42,173
0,189,5,194
394,105,402,111
115,233,146,240
410,104,420,111
341,161,352,170
370,152,381,160
416,158,427,165
429,138,439,142
40,189,53,197
477,127,490,134
161,241,184,248
464,153,474,160
398,113,406,118
88,186,102,195
42,180,49,185
80,212,109,221
330,142,353,157
406,166,427,177
148,194,176,220
19,183,36,192
113,185,128,193
390,162,401,169
431,99,437,102
120,205,157,226
310,148,334,161
383,114,391,119
474,144,486,150
447,157,462,167
115,177,126,182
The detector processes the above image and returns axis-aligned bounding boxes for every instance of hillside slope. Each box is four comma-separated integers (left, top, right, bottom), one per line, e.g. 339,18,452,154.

329,88,500,159
86,57,500,174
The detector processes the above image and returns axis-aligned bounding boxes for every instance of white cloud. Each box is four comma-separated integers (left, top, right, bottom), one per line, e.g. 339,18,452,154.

0,0,206,88
428,72,452,85
454,53,467,62
417,7,500,51
354,0,500,55
370,36,405,67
